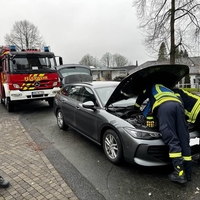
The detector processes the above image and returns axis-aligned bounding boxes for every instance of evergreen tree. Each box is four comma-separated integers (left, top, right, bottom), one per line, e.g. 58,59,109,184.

183,49,190,87
179,50,184,58
175,47,180,58
183,50,189,58
157,42,168,61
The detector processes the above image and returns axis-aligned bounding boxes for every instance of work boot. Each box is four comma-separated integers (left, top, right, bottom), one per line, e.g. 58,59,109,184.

184,161,192,181
168,164,187,184
0,176,9,188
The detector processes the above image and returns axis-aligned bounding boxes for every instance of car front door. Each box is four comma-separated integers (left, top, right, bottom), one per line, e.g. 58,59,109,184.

74,86,100,141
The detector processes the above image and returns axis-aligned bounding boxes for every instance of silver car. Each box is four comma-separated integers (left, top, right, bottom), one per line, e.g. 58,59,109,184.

53,64,200,166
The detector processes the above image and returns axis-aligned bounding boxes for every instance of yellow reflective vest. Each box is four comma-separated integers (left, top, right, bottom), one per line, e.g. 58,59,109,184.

173,88,200,123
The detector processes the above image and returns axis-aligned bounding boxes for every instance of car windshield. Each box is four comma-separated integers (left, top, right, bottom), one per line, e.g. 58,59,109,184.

59,67,91,77
95,86,136,106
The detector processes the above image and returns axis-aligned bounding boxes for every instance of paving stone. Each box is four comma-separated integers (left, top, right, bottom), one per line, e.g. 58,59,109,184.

0,116,78,200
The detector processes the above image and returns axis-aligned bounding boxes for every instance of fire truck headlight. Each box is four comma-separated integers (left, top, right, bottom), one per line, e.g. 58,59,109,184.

53,82,58,87
13,84,20,89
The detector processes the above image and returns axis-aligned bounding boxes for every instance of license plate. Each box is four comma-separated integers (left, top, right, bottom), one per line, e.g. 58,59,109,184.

190,138,200,146
32,91,44,95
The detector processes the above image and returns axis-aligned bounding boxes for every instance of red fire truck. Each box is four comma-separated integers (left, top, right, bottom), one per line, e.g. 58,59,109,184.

0,45,63,112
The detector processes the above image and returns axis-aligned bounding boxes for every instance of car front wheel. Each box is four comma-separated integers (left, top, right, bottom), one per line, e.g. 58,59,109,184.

56,109,68,130
103,129,123,164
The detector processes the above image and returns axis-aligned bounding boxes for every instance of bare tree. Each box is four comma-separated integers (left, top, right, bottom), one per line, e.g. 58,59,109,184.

80,53,131,67
112,53,129,67
4,20,45,50
133,0,200,64
79,54,101,67
100,52,113,67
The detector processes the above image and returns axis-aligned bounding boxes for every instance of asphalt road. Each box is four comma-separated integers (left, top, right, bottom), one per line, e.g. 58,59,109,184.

2,101,200,200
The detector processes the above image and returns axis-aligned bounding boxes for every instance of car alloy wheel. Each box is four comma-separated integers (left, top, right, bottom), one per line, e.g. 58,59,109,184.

56,109,68,130
103,129,123,164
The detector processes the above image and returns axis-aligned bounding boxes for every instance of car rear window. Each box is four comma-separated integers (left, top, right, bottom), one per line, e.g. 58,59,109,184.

59,67,92,77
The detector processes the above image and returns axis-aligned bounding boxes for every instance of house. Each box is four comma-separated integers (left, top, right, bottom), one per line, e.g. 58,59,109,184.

91,65,137,81
132,57,200,88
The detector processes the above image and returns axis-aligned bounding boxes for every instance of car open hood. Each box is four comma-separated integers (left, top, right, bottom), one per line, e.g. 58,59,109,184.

105,64,189,107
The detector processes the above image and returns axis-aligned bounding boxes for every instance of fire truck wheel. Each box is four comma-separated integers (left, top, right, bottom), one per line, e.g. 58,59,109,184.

48,98,54,107
1,97,4,105
5,97,14,112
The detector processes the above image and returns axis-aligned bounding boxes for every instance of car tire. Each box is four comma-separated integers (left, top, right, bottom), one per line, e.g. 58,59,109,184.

103,129,123,164
56,109,68,130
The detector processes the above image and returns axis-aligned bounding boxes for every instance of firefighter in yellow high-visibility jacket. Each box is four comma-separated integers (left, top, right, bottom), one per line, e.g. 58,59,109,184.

134,84,192,184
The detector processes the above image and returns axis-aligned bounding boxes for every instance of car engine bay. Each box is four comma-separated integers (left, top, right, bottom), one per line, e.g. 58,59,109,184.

107,106,159,131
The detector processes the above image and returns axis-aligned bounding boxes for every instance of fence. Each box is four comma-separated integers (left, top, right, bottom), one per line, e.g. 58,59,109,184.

176,83,200,93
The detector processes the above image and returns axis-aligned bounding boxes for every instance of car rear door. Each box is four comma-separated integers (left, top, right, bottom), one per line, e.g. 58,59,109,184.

60,85,83,128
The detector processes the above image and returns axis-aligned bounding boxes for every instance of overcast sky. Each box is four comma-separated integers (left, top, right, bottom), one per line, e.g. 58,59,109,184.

0,0,155,66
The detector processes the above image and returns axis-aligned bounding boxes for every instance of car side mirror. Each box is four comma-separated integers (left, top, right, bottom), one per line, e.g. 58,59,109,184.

82,101,96,110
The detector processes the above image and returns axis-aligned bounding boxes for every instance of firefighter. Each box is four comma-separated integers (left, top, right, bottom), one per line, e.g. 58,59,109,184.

134,83,192,184
172,88,200,128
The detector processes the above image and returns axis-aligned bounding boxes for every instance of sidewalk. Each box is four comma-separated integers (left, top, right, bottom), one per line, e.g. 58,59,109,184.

0,115,78,200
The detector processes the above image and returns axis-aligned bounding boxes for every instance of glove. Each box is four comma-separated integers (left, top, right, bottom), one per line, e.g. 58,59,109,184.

146,113,157,128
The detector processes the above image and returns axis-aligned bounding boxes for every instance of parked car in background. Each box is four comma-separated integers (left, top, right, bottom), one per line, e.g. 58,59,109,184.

53,64,200,166
55,64,93,86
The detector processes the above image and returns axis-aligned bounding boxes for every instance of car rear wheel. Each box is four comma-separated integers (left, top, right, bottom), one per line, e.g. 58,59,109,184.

56,109,68,130
103,129,123,164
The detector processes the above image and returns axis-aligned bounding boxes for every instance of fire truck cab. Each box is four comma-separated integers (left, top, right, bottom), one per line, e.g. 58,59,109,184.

0,45,63,112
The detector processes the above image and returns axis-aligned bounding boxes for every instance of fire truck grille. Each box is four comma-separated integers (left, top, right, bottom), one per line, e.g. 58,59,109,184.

20,80,54,91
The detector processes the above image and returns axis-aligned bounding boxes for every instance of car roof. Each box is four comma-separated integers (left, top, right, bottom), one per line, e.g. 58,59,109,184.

69,81,119,88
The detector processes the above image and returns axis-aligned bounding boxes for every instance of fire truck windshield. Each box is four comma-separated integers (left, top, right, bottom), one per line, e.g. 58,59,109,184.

10,55,57,73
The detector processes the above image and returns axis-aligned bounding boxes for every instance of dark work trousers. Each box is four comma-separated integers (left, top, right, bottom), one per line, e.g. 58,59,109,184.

156,101,191,166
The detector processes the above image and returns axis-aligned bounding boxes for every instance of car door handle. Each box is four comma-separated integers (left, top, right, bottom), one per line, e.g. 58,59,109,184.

76,106,80,110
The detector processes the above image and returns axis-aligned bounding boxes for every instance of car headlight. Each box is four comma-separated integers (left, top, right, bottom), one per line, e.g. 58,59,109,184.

123,127,162,139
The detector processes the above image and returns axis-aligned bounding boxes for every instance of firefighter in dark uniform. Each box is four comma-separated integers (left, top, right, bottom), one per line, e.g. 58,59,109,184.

172,88,200,128
134,84,192,184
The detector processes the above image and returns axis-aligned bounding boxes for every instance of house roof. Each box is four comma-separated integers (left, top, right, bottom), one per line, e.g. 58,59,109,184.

91,65,137,73
135,57,200,75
